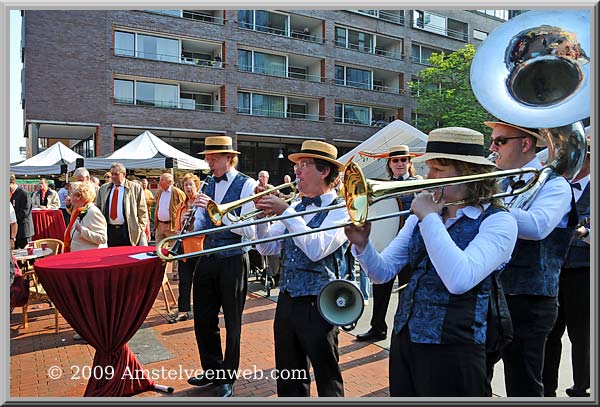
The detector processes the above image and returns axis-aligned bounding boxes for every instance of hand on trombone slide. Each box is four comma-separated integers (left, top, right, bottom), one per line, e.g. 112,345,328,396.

410,189,446,221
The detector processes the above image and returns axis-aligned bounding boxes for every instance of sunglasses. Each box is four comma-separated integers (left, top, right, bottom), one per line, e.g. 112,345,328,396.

490,136,526,147
391,157,409,163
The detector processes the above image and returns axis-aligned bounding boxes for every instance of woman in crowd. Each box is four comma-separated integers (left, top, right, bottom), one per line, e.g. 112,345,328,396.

345,127,518,396
168,173,204,323
64,181,107,252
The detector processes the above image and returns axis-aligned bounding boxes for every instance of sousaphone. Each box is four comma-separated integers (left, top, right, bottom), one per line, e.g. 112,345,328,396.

471,10,590,191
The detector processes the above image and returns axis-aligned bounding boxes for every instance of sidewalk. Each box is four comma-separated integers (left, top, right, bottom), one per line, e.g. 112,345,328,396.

9,272,577,398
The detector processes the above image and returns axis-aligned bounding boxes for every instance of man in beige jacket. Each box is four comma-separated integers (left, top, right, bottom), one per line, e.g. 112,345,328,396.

96,162,148,246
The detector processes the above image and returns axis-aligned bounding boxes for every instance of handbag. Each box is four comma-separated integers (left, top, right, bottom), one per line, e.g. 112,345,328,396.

10,256,30,310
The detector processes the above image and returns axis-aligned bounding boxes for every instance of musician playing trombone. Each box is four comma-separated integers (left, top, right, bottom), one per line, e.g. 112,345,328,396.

186,136,257,398
254,140,349,397
345,128,518,396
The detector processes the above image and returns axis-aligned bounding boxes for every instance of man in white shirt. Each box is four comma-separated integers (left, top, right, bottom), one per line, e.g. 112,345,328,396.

485,121,576,397
186,136,256,398
254,140,349,397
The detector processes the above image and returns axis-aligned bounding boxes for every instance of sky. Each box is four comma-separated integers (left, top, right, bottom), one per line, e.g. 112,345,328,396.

10,10,25,163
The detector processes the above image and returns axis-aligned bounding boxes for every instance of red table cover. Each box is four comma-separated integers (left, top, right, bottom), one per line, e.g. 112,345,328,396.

31,209,66,241
34,246,165,397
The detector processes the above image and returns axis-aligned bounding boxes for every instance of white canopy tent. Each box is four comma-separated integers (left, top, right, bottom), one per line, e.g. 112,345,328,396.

69,130,209,171
10,141,83,175
338,120,429,179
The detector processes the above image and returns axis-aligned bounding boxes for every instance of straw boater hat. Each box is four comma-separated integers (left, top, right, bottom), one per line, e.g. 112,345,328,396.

198,136,240,155
484,121,547,147
412,127,496,167
288,140,344,170
386,145,414,159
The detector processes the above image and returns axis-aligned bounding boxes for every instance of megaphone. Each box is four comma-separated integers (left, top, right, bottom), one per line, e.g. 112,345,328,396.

317,279,364,332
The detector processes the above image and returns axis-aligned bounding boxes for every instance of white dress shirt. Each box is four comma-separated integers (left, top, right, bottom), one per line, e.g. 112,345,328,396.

157,186,172,222
504,157,572,239
353,204,518,295
256,190,349,263
193,169,257,240
107,184,125,225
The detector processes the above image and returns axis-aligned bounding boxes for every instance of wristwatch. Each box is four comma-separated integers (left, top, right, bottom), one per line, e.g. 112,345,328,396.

581,228,590,239
10,237,16,241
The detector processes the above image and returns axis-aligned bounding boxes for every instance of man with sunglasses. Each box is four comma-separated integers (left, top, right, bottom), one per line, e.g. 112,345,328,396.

485,121,576,397
356,145,419,342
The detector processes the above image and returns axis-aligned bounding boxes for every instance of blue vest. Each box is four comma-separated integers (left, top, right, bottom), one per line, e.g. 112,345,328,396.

501,172,577,296
279,198,349,297
202,172,250,258
562,182,590,269
394,206,504,345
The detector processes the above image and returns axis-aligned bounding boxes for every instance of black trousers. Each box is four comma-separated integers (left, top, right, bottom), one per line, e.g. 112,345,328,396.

370,278,397,333
274,291,344,397
390,327,488,396
177,257,198,312
489,295,558,397
192,253,249,384
107,224,130,247
543,267,590,396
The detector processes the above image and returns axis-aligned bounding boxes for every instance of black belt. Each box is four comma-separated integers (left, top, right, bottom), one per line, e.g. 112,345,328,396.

158,220,170,224
108,224,125,229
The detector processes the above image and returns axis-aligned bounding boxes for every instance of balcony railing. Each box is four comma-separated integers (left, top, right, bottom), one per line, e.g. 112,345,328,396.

237,21,322,43
238,64,322,82
144,10,225,25
237,107,322,121
114,48,223,68
410,55,434,66
334,41,404,59
113,97,223,112
378,10,405,25
413,17,468,42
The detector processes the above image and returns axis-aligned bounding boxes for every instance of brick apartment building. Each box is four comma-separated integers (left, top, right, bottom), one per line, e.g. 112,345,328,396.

21,9,516,182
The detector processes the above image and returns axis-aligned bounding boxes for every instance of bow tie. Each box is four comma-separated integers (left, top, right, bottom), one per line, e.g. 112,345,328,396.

301,196,322,207
571,182,582,191
214,174,228,183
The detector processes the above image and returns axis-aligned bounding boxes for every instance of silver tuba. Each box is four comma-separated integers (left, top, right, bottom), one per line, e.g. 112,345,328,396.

471,10,590,208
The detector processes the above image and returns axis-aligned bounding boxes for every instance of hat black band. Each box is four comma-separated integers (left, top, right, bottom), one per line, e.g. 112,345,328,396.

389,150,410,157
426,141,484,157
301,148,337,160
205,144,233,151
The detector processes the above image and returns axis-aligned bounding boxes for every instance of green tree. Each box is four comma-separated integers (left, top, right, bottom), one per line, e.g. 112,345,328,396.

408,44,496,143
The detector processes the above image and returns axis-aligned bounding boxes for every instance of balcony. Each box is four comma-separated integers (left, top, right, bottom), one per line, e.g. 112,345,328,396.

351,10,405,25
237,11,324,44
144,10,225,25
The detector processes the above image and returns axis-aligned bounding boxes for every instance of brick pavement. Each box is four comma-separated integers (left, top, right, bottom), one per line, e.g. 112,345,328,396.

10,277,390,398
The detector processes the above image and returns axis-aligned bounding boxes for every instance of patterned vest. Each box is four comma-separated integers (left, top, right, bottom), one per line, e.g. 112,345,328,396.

279,198,349,297
562,182,590,269
202,172,250,258
501,172,578,296
394,206,504,345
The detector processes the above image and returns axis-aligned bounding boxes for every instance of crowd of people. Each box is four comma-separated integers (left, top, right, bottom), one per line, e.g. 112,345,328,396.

9,122,591,398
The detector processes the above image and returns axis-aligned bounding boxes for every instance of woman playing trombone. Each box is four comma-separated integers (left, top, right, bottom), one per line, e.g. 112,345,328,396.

345,127,518,396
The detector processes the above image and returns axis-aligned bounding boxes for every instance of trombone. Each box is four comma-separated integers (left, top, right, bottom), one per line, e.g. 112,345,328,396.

207,180,298,226
156,162,540,262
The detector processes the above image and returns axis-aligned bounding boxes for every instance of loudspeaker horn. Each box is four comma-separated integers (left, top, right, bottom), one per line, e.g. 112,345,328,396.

317,279,364,332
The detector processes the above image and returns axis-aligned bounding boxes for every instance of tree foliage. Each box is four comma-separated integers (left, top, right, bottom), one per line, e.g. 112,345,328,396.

408,44,496,142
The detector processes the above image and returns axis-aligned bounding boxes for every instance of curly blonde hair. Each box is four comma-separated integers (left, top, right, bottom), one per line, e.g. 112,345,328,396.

70,181,97,203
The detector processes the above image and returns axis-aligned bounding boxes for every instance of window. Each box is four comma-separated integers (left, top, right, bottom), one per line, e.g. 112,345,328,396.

114,31,134,56
238,91,285,118
335,27,347,47
114,79,134,104
288,103,307,119
288,66,308,80
238,10,289,36
137,34,179,63
335,103,370,125
473,29,488,41
476,10,509,20
335,26,374,53
180,92,212,111
136,81,178,108
411,44,438,65
237,49,286,77
413,11,468,41
335,64,372,89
